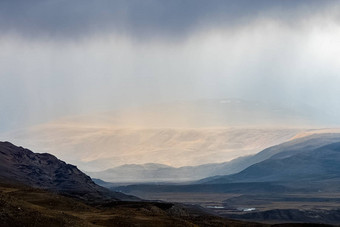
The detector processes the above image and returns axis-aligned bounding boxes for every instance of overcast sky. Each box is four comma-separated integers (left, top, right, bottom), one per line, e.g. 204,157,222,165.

1,0,340,131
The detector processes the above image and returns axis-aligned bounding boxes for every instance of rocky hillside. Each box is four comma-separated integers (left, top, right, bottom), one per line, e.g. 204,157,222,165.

0,141,138,202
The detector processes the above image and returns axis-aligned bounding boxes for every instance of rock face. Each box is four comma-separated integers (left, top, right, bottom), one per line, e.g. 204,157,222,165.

0,141,138,202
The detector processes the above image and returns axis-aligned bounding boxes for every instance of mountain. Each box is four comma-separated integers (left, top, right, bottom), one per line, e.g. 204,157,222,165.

114,133,340,193
0,141,138,202
87,159,270,183
201,134,340,185
112,133,340,224
87,132,340,183
88,163,179,183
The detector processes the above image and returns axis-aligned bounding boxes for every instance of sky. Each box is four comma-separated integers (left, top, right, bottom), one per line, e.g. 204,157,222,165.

1,0,340,132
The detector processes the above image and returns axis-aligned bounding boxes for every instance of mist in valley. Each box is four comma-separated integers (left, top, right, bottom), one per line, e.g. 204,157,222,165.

1,1,340,225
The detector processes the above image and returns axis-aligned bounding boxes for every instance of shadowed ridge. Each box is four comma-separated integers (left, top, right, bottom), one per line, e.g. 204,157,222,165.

200,139,340,185
0,141,139,202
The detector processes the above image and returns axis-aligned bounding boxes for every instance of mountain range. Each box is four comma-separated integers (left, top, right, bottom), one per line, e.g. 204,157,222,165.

112,133,340,224
88,131,340,183
201,142,340,187
200,133,340,185
112,133,340,198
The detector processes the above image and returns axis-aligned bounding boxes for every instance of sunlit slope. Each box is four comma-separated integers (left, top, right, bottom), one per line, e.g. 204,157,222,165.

3,125,301,172
2,99,315,172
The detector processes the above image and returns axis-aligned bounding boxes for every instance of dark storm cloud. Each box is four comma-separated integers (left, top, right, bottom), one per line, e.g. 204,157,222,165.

0,0,337,39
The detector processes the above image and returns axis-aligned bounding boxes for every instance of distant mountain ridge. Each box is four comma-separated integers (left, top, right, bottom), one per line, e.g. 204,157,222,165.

200,134,340,185
0,141,138,202
88,133,340,183
114,133,340,194
88,159,266,183
111,133,340,225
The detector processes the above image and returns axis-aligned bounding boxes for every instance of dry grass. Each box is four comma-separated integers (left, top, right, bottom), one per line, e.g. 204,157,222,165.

0,182,265,227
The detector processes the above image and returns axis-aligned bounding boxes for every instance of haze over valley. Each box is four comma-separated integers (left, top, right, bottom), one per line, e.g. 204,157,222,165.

2,0,340,225
2,99,308,172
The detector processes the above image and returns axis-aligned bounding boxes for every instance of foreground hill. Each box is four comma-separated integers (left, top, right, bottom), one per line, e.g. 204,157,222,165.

0,141,137,202
0,181,270,227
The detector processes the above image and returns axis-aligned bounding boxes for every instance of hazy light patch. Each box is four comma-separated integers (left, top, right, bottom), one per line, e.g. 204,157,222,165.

1,124,303,171
1,7,340,131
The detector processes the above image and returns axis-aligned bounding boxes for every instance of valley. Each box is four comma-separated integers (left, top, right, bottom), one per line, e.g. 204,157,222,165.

1,181,264,227
0,141,268,226
2,1,340,225
102,133,340,225
2,134,340,225
118,190,340,224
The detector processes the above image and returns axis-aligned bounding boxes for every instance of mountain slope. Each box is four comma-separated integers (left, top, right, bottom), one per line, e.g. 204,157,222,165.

202,140,340,185
89,133,340,183
0,141,138,202
88,158,271,183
